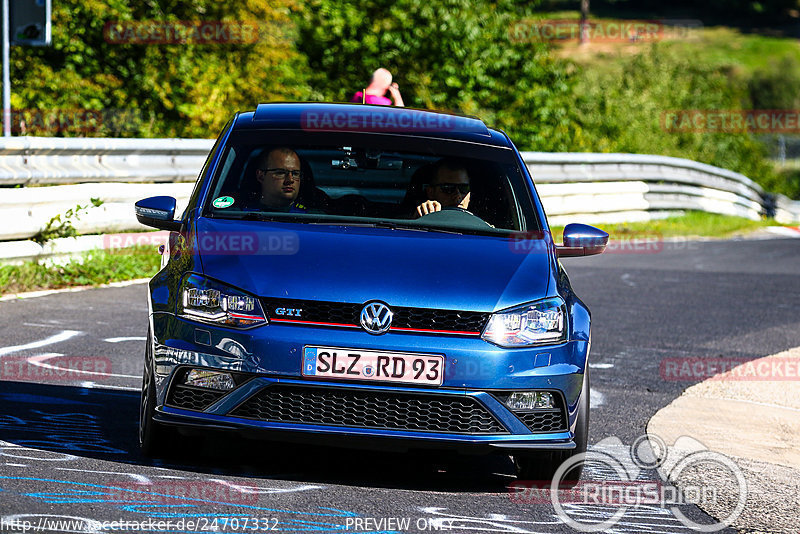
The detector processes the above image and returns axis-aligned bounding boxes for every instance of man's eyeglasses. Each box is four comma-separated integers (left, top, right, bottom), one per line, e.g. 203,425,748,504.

262,168,303,181
429,183,470,195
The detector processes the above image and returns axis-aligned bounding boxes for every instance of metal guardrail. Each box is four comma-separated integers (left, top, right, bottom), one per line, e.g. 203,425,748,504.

1,138,799,263
0,136,212,185
522,152,776,225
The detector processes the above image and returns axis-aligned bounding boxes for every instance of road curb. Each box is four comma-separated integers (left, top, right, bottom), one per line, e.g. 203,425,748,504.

647,347,800,532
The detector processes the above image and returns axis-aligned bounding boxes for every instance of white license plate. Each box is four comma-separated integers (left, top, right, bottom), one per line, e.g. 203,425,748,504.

302,346,444,386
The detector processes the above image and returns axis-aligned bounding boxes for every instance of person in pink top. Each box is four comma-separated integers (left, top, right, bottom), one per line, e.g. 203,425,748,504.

351,68,404,107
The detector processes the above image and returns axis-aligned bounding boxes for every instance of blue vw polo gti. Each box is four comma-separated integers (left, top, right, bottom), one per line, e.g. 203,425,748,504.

135,103,608,480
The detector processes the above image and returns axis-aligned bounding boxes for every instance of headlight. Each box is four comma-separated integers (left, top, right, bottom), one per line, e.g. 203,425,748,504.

482,297,566,347
178,274,267,328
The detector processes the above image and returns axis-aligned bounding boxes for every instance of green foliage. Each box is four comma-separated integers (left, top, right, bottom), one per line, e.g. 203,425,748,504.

760,167,800,198
10,0,800,199
552,211,776,240
748,57,800,109
574,45,777,185
0,245,161,295
574,0,800,20
296,0,584,151
31,198,104,245
13,0,312,138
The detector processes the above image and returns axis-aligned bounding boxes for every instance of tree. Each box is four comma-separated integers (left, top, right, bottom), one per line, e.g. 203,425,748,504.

296,0,586,151
12,0,313,138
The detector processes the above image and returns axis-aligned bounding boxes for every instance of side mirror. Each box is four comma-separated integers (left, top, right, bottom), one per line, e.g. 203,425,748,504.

557,223,608,257
135,196,182,232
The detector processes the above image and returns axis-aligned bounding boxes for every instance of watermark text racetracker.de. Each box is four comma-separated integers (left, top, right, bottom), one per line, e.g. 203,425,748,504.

508,18,702,43
300,109,481,133
1,355,111,382
103,20,262,45
7,108,141,135
508,231,699,254
662,109,800,133
0,516,278,533
102,230,300,256
105,480,259,505
661,356,800,381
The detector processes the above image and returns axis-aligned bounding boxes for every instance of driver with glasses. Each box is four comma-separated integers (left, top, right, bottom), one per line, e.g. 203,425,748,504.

415,158,471,217
253,147,311,213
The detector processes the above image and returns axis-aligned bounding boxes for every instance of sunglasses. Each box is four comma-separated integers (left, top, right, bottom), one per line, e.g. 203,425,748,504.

429,183,470,195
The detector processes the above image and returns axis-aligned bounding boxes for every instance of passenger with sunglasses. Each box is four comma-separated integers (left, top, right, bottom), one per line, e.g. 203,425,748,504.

415,159,471,218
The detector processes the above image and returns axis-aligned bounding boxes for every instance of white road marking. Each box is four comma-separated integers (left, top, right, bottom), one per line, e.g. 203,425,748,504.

3,463,28,467
621,273,636,287
55,467,151,483
590,388,606,407
0,330,81,356
0,447,77,461
589,363,614,369
79,381,139,391
207,479,323,494
103,337,146,343
0,278,150,302
26,354,139,379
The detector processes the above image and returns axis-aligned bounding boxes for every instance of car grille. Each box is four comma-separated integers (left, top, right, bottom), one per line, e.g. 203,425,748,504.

261,298,488,334
229,386,508,434
166,385,227,412
516,410,567,433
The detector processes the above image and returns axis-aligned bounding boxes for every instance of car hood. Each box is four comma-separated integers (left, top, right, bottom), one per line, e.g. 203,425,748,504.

195,218,555,312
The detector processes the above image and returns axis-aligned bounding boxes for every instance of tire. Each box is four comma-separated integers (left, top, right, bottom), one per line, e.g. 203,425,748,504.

138,329,174,457
515,369,590,483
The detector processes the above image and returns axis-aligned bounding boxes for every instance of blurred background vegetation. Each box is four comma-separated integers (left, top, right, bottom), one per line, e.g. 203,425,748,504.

10,0,800,198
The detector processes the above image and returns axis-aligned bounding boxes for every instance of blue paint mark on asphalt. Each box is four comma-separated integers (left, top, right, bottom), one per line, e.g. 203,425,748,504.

0,393,96,406
0,476,401,533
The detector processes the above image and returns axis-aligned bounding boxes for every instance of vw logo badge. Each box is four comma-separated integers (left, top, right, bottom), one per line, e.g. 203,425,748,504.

360,301,393,335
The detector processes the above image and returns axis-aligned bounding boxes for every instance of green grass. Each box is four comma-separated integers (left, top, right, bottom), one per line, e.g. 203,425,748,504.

550,15,800,76
551,211,778,240
0,245,161,296
659,27,800,73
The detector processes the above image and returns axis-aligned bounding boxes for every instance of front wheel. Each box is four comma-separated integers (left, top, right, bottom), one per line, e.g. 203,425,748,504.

515,369,590,482
138,330,175,457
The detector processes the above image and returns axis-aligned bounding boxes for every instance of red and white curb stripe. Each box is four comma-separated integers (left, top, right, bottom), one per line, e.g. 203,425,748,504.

766,226,800,237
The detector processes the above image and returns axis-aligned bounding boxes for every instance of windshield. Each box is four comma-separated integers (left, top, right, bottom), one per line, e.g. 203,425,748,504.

204,137,539,235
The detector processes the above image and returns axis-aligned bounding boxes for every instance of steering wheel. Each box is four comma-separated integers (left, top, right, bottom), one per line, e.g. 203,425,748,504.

416,205,495,230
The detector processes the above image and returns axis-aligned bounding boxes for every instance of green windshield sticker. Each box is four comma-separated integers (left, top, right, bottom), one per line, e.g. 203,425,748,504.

212,196,235,209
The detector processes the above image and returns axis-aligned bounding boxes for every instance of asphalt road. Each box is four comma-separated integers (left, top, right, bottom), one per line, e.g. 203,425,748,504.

1,237,798,534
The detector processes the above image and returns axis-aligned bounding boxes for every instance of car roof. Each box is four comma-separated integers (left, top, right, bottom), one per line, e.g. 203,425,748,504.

231,102,513,147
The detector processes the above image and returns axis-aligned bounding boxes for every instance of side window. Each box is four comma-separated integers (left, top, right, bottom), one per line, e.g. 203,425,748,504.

206,147,238,202
181,119,232,219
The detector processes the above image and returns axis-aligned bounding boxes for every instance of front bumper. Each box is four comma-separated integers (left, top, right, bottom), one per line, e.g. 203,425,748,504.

149,314,588,454
155,373,577,455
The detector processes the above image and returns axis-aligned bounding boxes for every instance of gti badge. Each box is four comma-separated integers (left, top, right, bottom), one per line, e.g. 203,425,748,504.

275,308,302,317
360,301,393,335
